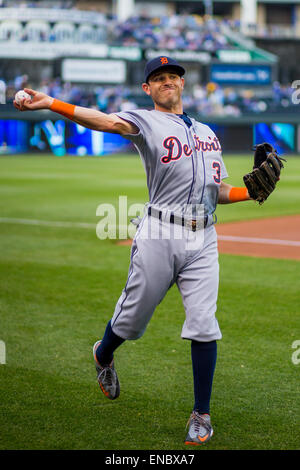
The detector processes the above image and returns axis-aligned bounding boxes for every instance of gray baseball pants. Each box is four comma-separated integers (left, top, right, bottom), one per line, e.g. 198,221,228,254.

111,213,222,342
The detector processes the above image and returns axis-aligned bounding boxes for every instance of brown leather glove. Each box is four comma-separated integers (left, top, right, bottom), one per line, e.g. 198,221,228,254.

243,143,286,205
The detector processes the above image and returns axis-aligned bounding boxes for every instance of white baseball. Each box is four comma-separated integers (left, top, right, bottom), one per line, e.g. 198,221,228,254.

15,90,31,105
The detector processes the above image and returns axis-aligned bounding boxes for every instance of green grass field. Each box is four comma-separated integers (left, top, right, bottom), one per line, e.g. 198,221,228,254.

0,153,299,450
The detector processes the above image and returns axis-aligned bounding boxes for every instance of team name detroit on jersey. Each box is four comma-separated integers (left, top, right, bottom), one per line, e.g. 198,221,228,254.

161,134,222,164
115,109,228,210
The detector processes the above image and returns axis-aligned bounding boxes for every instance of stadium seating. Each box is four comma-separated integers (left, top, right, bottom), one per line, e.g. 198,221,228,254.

0,3,296,117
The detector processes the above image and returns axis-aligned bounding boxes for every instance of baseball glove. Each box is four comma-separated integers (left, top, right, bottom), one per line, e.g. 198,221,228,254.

243,142,286,205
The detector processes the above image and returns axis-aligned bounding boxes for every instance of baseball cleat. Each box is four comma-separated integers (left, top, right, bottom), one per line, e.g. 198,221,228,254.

93,340,120,400
184,411,213,446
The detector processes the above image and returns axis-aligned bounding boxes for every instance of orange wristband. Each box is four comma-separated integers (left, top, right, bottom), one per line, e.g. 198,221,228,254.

229,187,249,202
50,98,75,119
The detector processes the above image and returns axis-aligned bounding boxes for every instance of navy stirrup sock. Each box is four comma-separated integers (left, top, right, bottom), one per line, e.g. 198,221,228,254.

96,320,125,366
191,340,217,415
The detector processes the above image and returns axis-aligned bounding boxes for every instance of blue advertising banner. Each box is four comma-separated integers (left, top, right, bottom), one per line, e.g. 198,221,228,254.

254,123,295,154
210,64,272,85
66,122,130,156
0,119,131,156
0,119,29,154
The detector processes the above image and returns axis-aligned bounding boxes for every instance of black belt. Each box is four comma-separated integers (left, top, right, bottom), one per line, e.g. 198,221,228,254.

147,207,208,231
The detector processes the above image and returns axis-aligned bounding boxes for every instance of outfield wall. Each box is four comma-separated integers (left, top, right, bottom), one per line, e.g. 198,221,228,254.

0,109,298,155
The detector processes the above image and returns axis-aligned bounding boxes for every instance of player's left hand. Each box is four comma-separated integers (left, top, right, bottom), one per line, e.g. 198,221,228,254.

243,142,286,204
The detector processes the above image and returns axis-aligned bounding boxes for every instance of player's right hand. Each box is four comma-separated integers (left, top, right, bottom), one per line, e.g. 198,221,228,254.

13,88,54,112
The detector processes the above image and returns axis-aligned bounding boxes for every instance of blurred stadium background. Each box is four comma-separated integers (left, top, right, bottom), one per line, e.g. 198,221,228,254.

0,0,299,156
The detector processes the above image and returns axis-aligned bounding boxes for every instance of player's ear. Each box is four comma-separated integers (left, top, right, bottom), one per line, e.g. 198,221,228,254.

142,82,151,96
181,77,185,90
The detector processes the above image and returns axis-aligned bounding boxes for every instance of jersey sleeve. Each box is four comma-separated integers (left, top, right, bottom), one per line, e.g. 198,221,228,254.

208,126,228,180
220,158,229,180
114,110,149,148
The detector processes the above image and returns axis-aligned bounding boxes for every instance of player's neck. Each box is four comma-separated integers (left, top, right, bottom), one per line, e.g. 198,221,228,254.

154,103,183,114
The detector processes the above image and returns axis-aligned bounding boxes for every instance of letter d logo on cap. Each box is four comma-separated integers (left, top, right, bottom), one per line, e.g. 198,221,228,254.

160,57,169,64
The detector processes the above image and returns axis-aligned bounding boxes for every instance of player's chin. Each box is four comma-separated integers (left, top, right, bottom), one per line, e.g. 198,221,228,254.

158,94,180,107
161,89,177,99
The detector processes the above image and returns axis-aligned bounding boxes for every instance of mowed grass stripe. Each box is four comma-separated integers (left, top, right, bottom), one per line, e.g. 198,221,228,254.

0,153,300,223
1,251,299,449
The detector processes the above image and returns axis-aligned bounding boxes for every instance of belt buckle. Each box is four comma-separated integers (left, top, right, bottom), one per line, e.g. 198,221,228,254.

186,219,197,231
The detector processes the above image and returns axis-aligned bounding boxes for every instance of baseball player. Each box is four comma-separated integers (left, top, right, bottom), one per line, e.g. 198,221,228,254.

14,56,254,446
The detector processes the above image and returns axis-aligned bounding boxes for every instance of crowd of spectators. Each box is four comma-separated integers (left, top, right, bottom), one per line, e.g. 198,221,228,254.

0,4,296,117
0,2,236,55
107,15,230,52
2,74,296,117
0,13,232,54
0,3,292,52
0,1,74,8
184,81,295,117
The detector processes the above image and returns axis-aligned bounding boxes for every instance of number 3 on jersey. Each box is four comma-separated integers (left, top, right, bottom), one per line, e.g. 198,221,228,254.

212,161,221,184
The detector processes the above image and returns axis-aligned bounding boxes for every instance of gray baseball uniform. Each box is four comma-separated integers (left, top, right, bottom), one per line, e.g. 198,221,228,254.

110,109,228,342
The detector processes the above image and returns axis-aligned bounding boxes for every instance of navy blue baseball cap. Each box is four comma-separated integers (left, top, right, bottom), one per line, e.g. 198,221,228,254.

144,56,185,83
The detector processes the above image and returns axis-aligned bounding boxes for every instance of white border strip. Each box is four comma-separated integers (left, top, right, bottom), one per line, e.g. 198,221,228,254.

218,235,300,247
0,217,95,229
1,217,300,247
